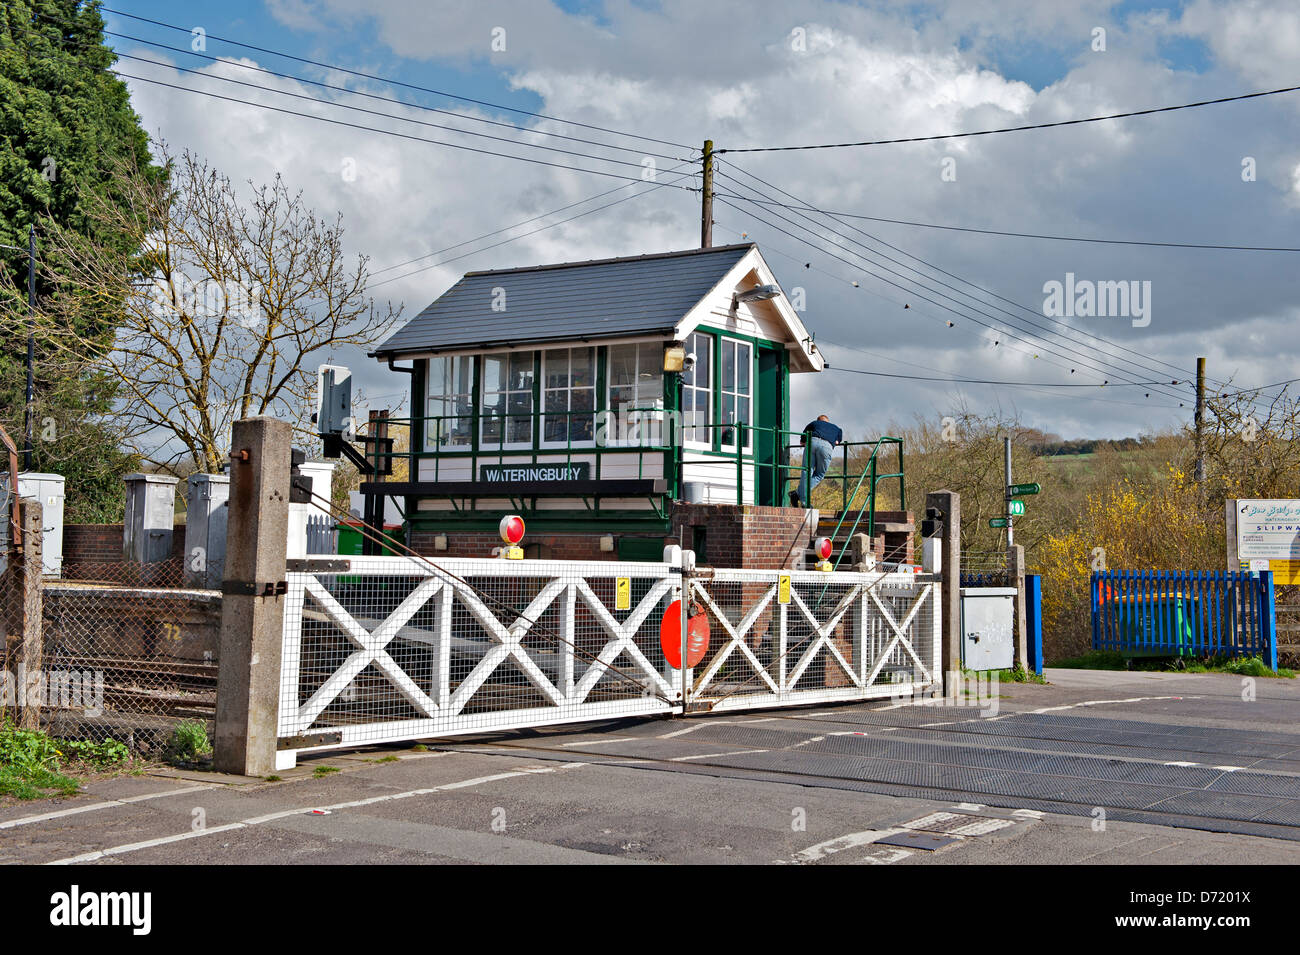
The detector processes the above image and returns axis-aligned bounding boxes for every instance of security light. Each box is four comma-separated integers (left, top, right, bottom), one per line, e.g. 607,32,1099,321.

663,344,686,373
735,284,781,304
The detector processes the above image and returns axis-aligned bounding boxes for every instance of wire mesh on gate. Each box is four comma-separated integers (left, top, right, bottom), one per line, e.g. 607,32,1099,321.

279,556,678,748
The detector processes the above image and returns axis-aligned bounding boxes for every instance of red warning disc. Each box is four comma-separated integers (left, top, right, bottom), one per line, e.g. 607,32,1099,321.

659,599,710,669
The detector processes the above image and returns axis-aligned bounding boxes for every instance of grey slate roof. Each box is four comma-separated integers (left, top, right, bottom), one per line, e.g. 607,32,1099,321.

374,243,755,356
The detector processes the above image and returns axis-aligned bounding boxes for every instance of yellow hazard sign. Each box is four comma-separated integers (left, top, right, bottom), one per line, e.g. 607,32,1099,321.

615,577,631,610
778,574,791,605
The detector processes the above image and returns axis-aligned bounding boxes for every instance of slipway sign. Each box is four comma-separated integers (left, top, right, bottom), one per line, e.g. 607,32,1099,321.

1236,499,1300,584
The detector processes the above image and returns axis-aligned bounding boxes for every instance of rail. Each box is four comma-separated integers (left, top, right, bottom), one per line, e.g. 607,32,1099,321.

358,409,903,523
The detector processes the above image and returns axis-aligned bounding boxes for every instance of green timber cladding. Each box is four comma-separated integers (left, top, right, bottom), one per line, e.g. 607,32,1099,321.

370,243,826,534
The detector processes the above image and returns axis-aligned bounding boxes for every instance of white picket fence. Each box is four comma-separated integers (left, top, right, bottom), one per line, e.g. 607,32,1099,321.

275,554,941,768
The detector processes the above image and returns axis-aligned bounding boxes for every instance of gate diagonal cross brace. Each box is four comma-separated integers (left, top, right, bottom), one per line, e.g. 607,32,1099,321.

786,584,864,690
572,577,676,700
449,577,571,712
296,576,443,731
689,583,782,695
863,584,935,687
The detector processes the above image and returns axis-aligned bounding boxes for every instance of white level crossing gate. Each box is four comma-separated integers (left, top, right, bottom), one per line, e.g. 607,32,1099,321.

275,556,941,769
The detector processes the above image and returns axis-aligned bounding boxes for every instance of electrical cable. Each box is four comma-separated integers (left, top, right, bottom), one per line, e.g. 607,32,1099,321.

717,83,1300,153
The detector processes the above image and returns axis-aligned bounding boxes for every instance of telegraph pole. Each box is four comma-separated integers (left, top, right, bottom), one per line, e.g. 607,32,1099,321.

700,139,714,249
1194,356,1206,485
1004,436,1013,548
24,225,35,472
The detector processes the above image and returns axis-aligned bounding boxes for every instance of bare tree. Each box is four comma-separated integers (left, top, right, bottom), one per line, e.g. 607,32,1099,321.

18,144,398,473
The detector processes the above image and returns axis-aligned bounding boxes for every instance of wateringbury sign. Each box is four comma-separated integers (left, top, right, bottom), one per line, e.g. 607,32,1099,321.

480,463,591,483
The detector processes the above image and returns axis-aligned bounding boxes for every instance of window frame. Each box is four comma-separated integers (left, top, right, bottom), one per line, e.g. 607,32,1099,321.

479,349,536,451
681,331,714,451
605,341,666,448
718,337,753,453
424,355,475,450
540,345,597,449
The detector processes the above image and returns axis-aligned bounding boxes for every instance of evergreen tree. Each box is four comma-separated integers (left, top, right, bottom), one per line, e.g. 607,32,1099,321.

0,0,163,520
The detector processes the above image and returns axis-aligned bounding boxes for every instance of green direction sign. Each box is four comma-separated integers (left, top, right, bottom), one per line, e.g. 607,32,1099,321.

1008,483,1041,496
1008,499,1026,516
989,518,1010,528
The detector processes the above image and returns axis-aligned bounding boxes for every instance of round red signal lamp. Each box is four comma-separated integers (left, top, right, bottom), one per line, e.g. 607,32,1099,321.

499,514,526,545
816,537,833,560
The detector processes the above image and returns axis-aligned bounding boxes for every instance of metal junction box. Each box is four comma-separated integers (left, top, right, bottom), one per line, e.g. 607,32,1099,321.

124,473,180,563
184,473,230,588
960,587,1016,671
21,472,65,576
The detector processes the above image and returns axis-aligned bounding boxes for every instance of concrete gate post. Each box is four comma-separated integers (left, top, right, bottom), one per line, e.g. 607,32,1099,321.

16,498,43,730
214,417,292,777
925,491,962,699
1009,543,1028,672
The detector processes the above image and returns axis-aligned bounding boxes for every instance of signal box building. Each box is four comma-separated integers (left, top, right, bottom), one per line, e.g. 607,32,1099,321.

370,243,911,567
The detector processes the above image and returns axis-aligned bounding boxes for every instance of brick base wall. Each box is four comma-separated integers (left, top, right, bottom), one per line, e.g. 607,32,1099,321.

63,523,188,565
671,504,812,570
408,530,669,562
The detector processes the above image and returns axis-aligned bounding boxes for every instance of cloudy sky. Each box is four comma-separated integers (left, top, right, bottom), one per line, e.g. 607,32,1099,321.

104,0,1300,440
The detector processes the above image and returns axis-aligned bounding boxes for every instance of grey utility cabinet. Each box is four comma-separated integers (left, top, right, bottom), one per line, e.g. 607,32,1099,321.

184,473,230,588
960,587,1017,671
123,473,179,562
2,472,66,576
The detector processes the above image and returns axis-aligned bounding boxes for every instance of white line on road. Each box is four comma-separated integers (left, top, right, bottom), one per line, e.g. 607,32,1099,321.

1027,696,1184,714
776,828,910,865
0,783,216,831
45,762,587,865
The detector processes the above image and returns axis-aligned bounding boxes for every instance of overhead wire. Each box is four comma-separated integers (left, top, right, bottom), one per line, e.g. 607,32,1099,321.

102,6,690,149
717,82,1300,152
110,69,702,189
713,185,1193,407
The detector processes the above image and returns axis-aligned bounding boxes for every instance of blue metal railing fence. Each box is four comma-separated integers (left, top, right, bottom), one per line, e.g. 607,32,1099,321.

1090,570,1278,669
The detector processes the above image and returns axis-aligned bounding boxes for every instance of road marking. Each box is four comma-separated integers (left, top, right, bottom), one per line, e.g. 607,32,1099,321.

950,817,1015,837
668,748,769,762
1213,765,1242,772
1164,760,1199,767
558,737,639,747
852,846,914,864
1027,696,1183,714
656,718,778,740
45,762,586,865
776,828,908,865
0,783,216,831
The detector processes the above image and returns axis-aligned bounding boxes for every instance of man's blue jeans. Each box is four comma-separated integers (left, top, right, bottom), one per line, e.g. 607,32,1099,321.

798,436,833,503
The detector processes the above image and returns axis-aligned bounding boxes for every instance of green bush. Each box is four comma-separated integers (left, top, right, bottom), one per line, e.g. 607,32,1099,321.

0,721,79,800
165,720,212,765
60,737,131,766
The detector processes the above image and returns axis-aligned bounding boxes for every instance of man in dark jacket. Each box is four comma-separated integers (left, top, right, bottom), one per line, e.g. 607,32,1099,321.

791,414,843,507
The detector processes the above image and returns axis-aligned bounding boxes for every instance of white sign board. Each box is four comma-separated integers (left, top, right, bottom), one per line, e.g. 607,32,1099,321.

1235,499,1300,583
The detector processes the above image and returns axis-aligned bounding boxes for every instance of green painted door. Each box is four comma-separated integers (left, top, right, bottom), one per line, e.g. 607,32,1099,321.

757,345,783,505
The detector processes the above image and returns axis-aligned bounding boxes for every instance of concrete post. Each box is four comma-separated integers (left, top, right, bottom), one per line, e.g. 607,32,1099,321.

1009,543,1028,671
214,417,291,777
17,498,42,729
925,490,961,697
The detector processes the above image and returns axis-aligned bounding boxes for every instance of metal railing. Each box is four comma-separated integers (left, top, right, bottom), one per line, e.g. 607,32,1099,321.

1091,570,1279,669
366,409,904,520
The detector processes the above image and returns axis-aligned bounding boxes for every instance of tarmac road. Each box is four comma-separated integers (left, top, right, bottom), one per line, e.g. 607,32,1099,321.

2,669,1298,865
